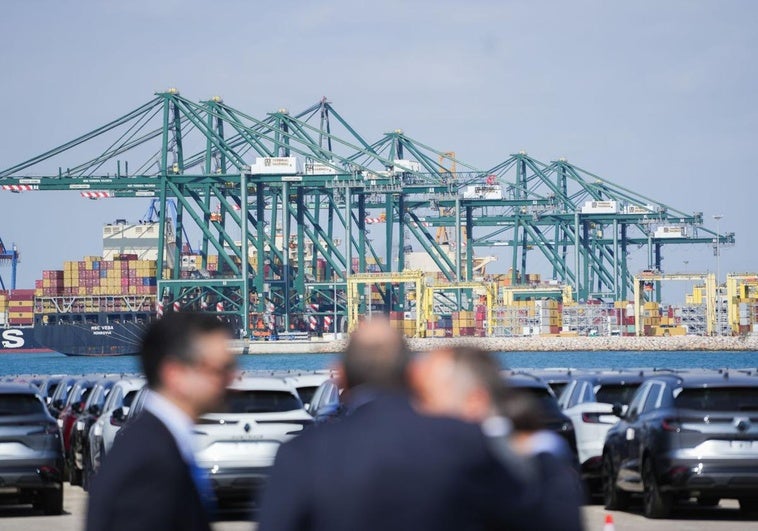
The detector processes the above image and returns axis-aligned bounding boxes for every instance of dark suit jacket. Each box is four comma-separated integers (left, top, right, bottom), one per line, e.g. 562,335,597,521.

86,411,211,531
258,393,539,531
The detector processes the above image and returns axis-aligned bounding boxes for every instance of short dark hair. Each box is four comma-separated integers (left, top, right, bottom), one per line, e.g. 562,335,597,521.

342,321,411,391
140,313,231,389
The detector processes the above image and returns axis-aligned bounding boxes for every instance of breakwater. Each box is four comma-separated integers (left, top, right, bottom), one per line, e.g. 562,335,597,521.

235,335,758,355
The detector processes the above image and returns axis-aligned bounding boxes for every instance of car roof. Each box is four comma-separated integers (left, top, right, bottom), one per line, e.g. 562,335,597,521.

649,372,758,388
228,376,299,392
568,370,648,385
280,373,333,387
0,382,40,395
504,373,551,390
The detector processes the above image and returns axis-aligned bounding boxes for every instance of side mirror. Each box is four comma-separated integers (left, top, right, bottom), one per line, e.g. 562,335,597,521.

89,404,102,417
73,401,85,414
53,399,64,409
303,402,311,412
611,402,624,417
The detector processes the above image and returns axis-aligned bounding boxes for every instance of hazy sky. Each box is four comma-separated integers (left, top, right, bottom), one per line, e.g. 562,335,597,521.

1,0,756,299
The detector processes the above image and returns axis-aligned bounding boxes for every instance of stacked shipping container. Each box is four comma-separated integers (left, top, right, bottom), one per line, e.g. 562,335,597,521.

1,289,35,326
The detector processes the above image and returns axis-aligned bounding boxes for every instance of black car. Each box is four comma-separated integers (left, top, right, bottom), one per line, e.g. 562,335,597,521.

69,378,116,487
504,373,578,458
0,383,64,514
602,371,758,518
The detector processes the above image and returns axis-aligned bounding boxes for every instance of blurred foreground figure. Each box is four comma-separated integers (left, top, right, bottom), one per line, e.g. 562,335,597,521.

86,313,236,531
259,318,536,531
412,346,584,531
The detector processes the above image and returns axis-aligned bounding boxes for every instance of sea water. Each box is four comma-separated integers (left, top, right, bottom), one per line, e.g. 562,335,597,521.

1,350,756,376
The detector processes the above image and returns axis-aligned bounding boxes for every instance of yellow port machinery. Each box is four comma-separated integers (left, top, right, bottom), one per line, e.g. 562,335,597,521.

633,271,716,336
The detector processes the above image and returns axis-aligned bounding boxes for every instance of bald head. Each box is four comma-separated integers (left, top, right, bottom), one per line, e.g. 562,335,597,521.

342,317,411,391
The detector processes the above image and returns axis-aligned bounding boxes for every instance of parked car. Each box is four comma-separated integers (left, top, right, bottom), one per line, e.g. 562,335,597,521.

280,371,333,411
504,372,578,457
602,371,758,518
558,370,645,486
69,378,117,487
88,378,146,482
48,377,77,418
526,368,586,398
306,377,344,422
57,378,97,465
35,376,63,406
0,383,64,514
194,376,313,505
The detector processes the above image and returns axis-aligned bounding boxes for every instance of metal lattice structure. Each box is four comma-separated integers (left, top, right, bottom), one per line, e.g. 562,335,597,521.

0,91,735,337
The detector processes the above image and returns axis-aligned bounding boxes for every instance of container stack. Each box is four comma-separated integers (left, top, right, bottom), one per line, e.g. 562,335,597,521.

4,289,35,326
33,255,157,314
536,300,561,335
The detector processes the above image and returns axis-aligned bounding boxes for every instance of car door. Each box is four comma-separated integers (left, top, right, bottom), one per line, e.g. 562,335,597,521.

615,382,652,492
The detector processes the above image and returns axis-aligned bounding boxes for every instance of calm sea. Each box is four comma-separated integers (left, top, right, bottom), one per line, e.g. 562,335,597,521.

1,351,757,376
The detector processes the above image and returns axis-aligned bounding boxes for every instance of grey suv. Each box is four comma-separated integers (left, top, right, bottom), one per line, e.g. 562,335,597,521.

0,383,64,514
602,371,758,518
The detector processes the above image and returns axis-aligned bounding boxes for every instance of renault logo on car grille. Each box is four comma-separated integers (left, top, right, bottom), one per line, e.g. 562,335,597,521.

244,423,251,433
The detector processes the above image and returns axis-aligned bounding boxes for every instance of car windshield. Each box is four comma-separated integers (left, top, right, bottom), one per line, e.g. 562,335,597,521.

596,384,641,405
675,387,758,412
0,394,45,416
225,390,302,413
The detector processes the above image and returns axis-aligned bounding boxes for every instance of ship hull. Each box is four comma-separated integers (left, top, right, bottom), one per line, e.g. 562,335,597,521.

0,327,53,354
33,321,149,357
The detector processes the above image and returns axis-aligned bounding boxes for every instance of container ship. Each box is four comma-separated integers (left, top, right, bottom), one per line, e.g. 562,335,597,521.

32,255,158,356
0,219,164,356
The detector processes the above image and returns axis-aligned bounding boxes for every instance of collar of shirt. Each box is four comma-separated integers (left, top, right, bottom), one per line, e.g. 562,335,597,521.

144,390,197,463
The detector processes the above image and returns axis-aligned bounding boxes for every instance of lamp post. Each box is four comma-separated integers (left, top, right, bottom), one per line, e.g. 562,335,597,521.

713,215,723,336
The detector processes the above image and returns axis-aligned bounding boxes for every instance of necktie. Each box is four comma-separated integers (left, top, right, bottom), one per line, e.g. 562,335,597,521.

188,458,217,519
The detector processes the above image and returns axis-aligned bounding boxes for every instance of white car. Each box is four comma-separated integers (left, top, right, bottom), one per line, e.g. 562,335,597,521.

557,371,645,489
193,376,313,504
87,377,145,483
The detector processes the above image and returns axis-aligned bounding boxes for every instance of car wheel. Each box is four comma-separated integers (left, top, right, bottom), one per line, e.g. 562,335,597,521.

36,485,63,515
642,458,672,518
602,453,629,510
696,496,719,507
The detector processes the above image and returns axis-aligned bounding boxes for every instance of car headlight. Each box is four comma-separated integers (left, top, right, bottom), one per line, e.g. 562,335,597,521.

57,418,63,428
93,425,103,437
76,420,85,431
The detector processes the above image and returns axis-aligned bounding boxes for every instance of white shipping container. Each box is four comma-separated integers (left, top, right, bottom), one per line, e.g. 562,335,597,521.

581,200,619,214
462,185,503,200
654,226,688,239
249,157,299,175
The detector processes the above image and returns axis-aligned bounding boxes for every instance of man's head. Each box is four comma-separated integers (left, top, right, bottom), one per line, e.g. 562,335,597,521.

341,317,411,391
140,313,236,419
411,346,503,422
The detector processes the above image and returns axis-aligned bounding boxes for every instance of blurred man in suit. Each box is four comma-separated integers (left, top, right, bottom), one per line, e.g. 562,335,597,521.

412,346,584,531
86,313,236,531
258,318,538,531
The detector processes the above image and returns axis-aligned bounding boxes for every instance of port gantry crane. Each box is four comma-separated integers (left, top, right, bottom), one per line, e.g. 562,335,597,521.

0,237,19,291
0,90,735,338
